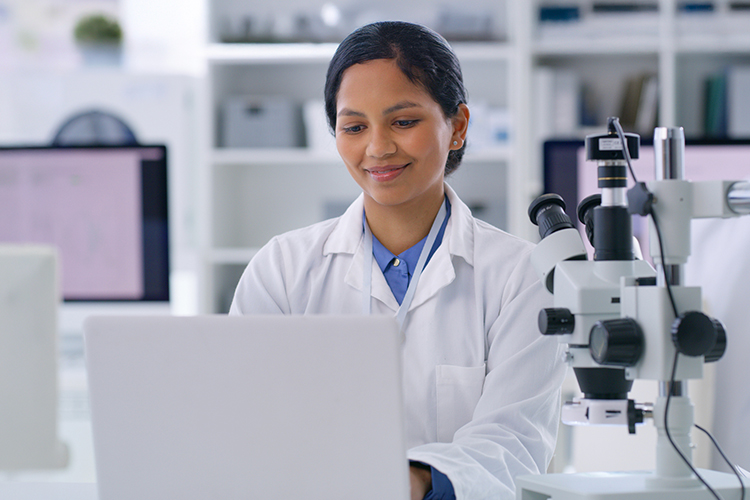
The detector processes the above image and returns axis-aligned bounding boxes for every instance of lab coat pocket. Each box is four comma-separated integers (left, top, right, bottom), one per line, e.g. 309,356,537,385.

435,364,486,443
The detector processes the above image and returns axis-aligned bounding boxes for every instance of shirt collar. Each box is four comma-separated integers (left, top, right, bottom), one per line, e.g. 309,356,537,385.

323,183,473,267
368,197,452,274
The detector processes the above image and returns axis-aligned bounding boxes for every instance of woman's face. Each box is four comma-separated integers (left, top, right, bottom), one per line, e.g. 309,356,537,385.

335,58,466,213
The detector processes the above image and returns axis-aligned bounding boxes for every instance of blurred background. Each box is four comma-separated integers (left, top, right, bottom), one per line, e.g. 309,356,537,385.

1,0,749,488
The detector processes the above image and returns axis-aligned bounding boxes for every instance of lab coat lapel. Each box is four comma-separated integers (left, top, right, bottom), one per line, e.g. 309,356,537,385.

406,235,455,311
344,237,400,312
370,263,400,311
405,184,473,311
333,197,399,312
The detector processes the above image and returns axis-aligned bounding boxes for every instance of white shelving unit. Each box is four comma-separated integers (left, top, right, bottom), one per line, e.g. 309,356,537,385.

530,0,750,139
199,0,526,313
199,0,750,314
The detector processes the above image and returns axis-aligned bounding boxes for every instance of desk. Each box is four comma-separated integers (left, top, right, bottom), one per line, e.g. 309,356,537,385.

0,482,97,500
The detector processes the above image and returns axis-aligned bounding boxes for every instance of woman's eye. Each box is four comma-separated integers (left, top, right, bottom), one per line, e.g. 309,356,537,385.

343,124,364,134
395,119,418,128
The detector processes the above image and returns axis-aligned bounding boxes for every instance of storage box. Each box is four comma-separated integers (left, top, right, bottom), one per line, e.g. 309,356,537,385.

221,96,304,148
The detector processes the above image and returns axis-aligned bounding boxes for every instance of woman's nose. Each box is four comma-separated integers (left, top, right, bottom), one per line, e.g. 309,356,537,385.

365,128,397,158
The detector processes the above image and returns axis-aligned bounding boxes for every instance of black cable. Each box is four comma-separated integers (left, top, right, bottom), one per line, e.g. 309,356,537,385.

618,130,738,499
653,186,724,499
611,117,639,184
695,424,746,500
652,192,745,499
649,211,679,318
664,350,724,500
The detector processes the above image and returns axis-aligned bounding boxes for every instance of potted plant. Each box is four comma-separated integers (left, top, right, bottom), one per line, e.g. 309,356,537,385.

74,14,123,66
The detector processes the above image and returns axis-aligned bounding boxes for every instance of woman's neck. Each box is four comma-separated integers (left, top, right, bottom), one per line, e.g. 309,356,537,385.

363,191,445,256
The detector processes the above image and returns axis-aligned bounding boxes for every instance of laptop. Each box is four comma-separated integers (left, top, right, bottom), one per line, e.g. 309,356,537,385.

84,314,409,500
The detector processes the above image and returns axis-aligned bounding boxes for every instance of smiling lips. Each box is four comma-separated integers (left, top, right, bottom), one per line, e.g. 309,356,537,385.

364,164,409,182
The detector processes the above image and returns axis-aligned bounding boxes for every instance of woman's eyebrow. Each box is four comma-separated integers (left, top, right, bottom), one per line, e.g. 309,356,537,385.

383,101,420,115
337,101,422,119
337,108,365,118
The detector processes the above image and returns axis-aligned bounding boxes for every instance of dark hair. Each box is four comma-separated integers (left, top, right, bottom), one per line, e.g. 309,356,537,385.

324,21,468,176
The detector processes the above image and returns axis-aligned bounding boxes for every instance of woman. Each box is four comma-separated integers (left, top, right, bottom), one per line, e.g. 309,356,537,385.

230,21,566,500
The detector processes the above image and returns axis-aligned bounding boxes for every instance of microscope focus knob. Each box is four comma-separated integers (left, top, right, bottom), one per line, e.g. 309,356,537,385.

538,308,575,335
671,311,718,357
589,318,644,367
705,319,727,363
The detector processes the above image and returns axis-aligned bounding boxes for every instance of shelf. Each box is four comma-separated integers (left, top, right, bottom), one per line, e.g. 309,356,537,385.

533,37,661,56
209,248,259,265
206,42,513,65
206,43,338,64
464,146,513,162
451,43,514,61
675,36,750,54
211,148,339,166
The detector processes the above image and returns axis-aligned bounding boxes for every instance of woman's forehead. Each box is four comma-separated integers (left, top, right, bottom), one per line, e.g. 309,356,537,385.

337,59,435,112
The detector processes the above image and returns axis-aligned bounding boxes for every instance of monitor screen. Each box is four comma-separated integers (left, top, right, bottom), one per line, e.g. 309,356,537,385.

0,145,169,301
543,138,750,257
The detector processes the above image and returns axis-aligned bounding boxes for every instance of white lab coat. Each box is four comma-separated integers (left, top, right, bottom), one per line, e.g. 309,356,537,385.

229,184,567,499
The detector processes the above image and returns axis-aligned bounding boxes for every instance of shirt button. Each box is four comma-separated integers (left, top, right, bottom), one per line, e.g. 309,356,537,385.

393,258,401,267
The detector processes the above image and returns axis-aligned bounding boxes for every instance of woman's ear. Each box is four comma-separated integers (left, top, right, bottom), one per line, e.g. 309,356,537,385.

450,104,470,150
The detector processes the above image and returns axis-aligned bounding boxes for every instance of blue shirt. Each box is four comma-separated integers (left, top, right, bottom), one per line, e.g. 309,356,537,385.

367,197,456,500
421,463,456,500
370,197,452,305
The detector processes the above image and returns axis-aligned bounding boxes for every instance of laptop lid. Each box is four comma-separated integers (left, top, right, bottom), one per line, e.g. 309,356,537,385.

84,314,408,500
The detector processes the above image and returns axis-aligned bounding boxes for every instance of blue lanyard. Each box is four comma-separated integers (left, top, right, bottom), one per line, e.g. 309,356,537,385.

362,200,448,332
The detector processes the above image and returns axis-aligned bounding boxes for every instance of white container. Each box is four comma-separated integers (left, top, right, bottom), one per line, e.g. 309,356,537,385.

221,96,303,148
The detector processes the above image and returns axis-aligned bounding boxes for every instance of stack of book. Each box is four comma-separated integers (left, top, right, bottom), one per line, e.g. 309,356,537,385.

727,66,750,137
704,72,728,137
537,1,660,39
618,73,659,135
702,66,750,138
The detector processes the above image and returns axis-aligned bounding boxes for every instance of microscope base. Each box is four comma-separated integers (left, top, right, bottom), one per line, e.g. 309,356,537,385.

516,469,746,500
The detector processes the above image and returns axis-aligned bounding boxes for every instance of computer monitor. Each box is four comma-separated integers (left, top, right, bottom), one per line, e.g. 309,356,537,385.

0,145,169,301
543,137,750,257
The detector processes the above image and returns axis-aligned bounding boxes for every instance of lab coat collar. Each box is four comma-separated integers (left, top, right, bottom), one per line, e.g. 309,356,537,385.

323,193,365,256
323,194,400,309
444,183,474,266
324,183,475,313
323,184,473,262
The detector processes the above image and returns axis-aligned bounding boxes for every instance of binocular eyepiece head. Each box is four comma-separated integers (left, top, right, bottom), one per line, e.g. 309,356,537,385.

529,193,575,240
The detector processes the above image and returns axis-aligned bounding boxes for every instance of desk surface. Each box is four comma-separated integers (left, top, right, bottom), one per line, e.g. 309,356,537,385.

0,482,97,500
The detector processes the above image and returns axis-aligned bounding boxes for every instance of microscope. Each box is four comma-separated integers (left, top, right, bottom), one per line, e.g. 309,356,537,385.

516,119,750,499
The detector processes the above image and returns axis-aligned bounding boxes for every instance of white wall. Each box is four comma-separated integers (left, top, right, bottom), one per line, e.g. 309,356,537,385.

0,0,207,315
120,0,206,75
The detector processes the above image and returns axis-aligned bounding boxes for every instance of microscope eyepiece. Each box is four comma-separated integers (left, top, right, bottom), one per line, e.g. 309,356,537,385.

577,194,601,247
529,194,575,240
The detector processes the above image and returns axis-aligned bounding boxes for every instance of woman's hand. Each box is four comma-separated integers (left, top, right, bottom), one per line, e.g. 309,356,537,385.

410,464,432,500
